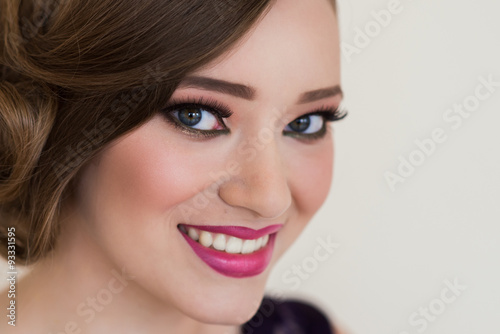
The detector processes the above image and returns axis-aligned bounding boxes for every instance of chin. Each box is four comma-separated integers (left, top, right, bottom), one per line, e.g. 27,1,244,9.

176,287,266,326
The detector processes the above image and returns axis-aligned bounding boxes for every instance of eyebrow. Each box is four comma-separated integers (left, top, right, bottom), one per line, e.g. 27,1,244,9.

180,76,256,100
296,85,343,104
179,75,343,104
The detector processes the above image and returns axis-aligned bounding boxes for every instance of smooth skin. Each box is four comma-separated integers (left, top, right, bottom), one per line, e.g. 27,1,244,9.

1,0,342,333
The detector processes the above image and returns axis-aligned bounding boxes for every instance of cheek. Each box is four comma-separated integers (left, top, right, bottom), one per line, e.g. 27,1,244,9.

94,140,190,219
74,116,224,240
288,138,334,217
271,136,333,261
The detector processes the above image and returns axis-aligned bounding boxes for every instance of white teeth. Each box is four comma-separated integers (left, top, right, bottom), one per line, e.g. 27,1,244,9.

255,237,263,249
188,228,199,241
241,239,256,254
182,226,272,254
199,231,213,247
225,236,243,254
262,234,269,246
212,234,226,251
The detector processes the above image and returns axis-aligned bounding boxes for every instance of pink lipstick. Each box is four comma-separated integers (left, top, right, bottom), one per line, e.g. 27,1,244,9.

178,224,282,278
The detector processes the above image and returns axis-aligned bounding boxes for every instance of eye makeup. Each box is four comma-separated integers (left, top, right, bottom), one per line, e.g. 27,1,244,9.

160,96,347,141
283,105,348,141
160,97,232,139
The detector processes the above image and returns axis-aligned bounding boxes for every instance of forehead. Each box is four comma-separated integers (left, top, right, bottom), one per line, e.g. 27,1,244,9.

191,0,340,102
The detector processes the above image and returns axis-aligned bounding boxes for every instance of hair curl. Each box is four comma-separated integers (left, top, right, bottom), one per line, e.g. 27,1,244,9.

0,0,276,264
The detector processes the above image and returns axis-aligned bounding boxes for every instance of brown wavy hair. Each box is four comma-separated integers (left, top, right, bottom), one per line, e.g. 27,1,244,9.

0,0,337,265
0,0,281,265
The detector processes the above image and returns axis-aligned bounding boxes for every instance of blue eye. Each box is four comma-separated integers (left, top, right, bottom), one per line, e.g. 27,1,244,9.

160,99,233,138
161,98,347,141
284,114,324,134
173,107,222,130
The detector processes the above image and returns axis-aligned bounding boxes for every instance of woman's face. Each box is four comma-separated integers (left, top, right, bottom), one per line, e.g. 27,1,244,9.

70,0,341,325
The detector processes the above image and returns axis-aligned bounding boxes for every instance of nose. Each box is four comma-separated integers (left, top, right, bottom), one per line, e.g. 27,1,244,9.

218,138,292,219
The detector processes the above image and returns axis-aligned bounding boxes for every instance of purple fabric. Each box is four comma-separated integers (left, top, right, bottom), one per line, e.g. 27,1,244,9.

241,297,335,334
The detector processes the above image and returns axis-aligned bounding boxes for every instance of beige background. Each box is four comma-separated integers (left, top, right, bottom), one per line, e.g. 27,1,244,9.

2,0,500,333
267,0,500,333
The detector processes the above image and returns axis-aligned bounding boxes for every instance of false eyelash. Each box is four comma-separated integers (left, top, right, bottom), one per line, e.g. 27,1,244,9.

161,96,233,119
159,97,348,141
305,105,348,122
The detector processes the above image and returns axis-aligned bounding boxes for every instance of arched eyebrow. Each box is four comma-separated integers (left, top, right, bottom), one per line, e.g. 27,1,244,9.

180,76,256,100
296,85,343,104
180,75,343,104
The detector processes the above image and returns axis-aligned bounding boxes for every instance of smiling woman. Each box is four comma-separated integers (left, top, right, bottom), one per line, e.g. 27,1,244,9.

0,0,345,333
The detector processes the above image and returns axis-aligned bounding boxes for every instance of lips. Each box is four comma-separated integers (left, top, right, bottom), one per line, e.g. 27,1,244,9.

178,224,283,278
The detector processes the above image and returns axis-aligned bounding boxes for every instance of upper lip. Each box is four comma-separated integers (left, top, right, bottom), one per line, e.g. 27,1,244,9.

179,224,283,239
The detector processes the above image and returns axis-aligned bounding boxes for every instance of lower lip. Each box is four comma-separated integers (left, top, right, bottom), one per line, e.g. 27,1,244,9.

179,231,276,278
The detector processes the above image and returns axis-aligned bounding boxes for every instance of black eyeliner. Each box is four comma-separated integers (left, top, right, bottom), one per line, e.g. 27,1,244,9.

161,96,233,119
283,124,329,141
160,96,232,139
160,97,347,141
163,112,230,139
282,105,347,141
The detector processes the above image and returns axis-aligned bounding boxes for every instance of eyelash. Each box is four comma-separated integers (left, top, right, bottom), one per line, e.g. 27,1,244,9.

284,106,347,141
160,97,348,140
